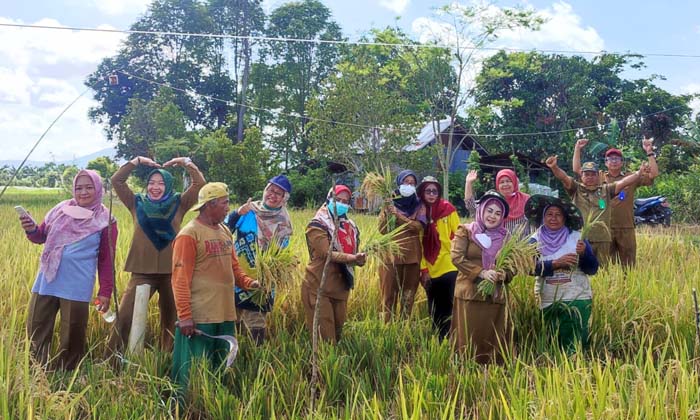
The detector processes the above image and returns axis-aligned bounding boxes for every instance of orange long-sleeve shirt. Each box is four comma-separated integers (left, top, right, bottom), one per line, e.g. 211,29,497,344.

172,219,255,323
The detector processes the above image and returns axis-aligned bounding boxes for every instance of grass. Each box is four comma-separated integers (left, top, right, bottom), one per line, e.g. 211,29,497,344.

2,189,700,418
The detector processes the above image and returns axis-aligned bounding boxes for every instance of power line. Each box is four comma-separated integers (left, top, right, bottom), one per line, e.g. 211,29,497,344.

116,69,688,139
2,22,700,59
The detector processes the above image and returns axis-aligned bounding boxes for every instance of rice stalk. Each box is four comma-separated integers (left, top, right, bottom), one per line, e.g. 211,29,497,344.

360,165,396,205
478,227,539,296
580,209,609,240
362,223,409,268
247,240,300,307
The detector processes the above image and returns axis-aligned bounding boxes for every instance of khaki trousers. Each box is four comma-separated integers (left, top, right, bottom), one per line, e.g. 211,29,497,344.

26,293,89,370
610,228,636,268
451,298,507,365
589,241,611,267
106,273,176,354
379,263,420,323
301,285,347,344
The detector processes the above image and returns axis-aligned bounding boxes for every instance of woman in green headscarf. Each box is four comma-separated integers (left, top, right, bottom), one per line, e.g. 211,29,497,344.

107,156,205,355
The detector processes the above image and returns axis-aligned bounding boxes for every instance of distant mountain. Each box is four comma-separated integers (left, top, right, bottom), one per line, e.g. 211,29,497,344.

0,147,120,168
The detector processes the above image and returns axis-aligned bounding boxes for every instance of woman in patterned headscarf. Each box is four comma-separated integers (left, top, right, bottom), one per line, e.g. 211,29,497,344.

107,156,205,355
378,169,425,323
19,169,118,370
226,175,293,344
301,185,366,343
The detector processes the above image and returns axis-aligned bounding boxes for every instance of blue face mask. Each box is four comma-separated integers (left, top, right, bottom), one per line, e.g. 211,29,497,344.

328,199,350,217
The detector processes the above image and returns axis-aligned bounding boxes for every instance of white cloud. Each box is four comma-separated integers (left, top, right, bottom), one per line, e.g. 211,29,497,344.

411,1,605,105
0,17,124,160
90,0,152,16
500,2,604,53
379,0,410,14
681,83,700,117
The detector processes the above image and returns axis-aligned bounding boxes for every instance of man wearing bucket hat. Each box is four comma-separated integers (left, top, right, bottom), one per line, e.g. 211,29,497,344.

225,175,293,344
572,138,658,267
525,194,599,352
170,182,259,394
545,155,645,265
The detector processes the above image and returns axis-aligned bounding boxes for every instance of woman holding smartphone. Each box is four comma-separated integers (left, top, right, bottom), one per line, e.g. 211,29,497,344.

20,169,118,370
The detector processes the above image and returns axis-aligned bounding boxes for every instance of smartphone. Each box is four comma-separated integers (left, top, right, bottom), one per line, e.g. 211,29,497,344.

14,205,29,217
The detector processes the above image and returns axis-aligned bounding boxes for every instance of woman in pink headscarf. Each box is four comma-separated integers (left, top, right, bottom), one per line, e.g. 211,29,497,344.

18,169,118,370
450,190,513,364
464,169,531,237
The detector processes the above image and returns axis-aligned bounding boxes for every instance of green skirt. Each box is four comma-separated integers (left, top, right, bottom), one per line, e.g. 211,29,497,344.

170,321,235,394
542,299,592,353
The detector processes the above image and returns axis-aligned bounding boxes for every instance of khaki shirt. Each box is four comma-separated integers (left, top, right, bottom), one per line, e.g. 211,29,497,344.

303,226,356,301
378,207,423,265
602,170,652,229
565,181,617,242
111,162,205,274
450,225,512,304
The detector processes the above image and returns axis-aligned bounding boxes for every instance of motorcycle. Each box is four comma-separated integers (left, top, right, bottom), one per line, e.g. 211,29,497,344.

634,195,672,227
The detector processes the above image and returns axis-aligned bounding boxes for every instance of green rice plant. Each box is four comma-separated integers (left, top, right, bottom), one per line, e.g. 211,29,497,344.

3,189,700,418
580,209,610,240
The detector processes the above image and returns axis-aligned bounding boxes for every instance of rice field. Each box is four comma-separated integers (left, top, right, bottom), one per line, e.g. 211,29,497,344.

1,190,700,419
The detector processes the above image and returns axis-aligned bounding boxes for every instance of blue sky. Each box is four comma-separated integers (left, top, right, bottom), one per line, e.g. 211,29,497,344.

1,0,698,161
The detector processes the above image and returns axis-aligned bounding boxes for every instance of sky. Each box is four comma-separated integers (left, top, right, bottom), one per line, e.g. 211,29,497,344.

0,0,698,161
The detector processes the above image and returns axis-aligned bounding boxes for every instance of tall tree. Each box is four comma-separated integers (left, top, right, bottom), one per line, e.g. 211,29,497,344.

86,0,233,139
416,3,543,193
469,51,694,165
208,0,265,142
252,0,343,169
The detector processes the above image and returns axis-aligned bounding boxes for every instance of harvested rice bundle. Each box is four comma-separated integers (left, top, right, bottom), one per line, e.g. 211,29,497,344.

477,228,539,296
247,240,300,307
362,223,409,268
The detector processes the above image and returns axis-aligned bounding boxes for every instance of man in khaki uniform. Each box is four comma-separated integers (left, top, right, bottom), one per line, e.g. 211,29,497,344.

545,156,644,266
573,138,658,267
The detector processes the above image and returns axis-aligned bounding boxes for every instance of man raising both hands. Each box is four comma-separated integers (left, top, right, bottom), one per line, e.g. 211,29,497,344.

572,138,658,267
545,154,648,266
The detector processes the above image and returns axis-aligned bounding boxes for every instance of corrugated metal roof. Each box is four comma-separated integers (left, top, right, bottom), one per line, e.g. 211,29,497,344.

402,117,452,151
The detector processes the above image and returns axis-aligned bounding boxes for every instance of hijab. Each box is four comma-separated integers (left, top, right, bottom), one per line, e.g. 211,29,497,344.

392,170,420,217
248,182,294,249
416,179,456,265
536,204,570,256
40,169,111,282
135,169,181,251
496,169,529,222
466,197,509,269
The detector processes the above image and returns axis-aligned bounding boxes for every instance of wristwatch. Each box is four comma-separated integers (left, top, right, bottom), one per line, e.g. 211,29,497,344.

183,157,193,165
646,152,657,158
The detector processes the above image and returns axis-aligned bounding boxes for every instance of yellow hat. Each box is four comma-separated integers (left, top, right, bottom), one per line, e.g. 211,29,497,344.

190,182,229,211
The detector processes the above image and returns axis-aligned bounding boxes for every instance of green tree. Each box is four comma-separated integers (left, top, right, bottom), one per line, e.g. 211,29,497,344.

252,0,343,169
416,3,543,194
61,166,80,195
86,0,233,139
469,51,694,168
208,0,265,142
87,156,119,180
201,127,270,202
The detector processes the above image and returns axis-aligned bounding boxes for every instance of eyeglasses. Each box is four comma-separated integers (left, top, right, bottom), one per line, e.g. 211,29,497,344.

424,189,439,196
606,157,622,163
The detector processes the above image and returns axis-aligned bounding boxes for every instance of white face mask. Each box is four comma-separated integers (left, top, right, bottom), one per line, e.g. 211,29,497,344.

399,184,416,197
